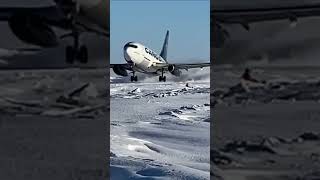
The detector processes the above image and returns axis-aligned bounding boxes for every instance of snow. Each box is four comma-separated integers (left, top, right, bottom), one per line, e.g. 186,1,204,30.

110,78,210,180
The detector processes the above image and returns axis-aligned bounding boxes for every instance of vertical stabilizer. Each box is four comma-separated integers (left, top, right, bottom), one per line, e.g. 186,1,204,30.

160,30,169,62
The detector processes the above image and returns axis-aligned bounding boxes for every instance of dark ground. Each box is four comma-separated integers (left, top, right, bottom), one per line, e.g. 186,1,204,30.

0,116,107,180
211,67,320,180
0,69,109,180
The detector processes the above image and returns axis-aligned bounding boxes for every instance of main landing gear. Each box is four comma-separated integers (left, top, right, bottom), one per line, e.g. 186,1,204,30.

131,71,138,82
65,30,88,64
61,1,88,64
159,69,166,82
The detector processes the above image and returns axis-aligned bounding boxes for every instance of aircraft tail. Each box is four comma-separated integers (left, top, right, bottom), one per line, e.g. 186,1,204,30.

160,30,169,62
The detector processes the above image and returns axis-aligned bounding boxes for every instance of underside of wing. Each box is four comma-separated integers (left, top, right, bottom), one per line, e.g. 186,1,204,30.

154,62,210,70
151,62,210,77
213,4,320,25
0,6,65,23
174,63,211,70
0,6,110,44
212,5,320,48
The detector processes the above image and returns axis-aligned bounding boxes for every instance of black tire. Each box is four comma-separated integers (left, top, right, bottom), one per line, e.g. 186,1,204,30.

159,76,162,82
78,45,88,63
131,76,134,82
134,76,138,81
66,46,74,64
163,76,166,82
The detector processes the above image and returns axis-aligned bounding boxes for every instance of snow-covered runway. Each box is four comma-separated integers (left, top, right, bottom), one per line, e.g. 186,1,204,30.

110,80,210,180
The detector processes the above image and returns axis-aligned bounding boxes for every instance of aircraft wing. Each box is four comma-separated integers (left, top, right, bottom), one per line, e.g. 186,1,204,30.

0,6,66,24
110,64,133,70
173,63,210,70
0,6,109,37
155,62,210,70
213,4,320,26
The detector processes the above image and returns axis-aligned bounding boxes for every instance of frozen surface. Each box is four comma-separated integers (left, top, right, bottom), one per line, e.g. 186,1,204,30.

212,66,320,180
110,76,210,180
0,69,108,179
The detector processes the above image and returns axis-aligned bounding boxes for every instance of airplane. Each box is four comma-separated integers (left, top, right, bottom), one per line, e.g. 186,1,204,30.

111,30,210,82
212,4,320,48
0,0,109,64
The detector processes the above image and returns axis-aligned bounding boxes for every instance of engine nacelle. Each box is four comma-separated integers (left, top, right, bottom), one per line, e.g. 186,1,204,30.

8,14,59,47
112,65,128,76
168,64,182,76
212,23,229,48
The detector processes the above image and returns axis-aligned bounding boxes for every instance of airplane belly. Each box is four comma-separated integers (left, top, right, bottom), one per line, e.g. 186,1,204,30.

135,59,157,73
78,0,109,30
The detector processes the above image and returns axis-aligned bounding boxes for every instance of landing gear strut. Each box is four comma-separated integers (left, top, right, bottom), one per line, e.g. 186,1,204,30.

131,71,138,82
65,30,88,64
62,1,88,64
159,69,166,82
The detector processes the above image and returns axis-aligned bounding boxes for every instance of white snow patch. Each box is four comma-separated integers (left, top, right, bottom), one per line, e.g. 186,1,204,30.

110,80,210,179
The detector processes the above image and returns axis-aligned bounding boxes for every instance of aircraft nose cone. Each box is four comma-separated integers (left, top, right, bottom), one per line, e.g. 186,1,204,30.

124,47,134,64
124,43,142,64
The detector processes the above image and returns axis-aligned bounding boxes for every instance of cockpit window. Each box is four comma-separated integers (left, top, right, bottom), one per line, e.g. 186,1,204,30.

124,43,138,49
129,45,137,48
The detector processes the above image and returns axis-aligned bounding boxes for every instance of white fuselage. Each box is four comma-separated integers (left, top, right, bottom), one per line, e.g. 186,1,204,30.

124,42,167,74
76,0,109,30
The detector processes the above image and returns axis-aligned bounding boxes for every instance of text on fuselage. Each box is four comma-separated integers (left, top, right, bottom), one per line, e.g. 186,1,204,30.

145,48,163,62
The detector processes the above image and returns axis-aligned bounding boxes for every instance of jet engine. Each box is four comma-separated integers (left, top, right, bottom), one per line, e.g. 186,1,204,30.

112,65,128,76
168,65,182,76
8,14,59,47
212,23,229,48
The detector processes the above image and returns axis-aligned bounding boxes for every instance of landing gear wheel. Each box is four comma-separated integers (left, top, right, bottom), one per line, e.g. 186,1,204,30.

131,76,138,82
78,45,88,63
159,76,166,82
63,28,89,64
66,46,75,64
159,68,166,82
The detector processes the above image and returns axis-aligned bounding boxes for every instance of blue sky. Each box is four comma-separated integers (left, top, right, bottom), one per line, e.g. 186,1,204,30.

110,0,210,63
